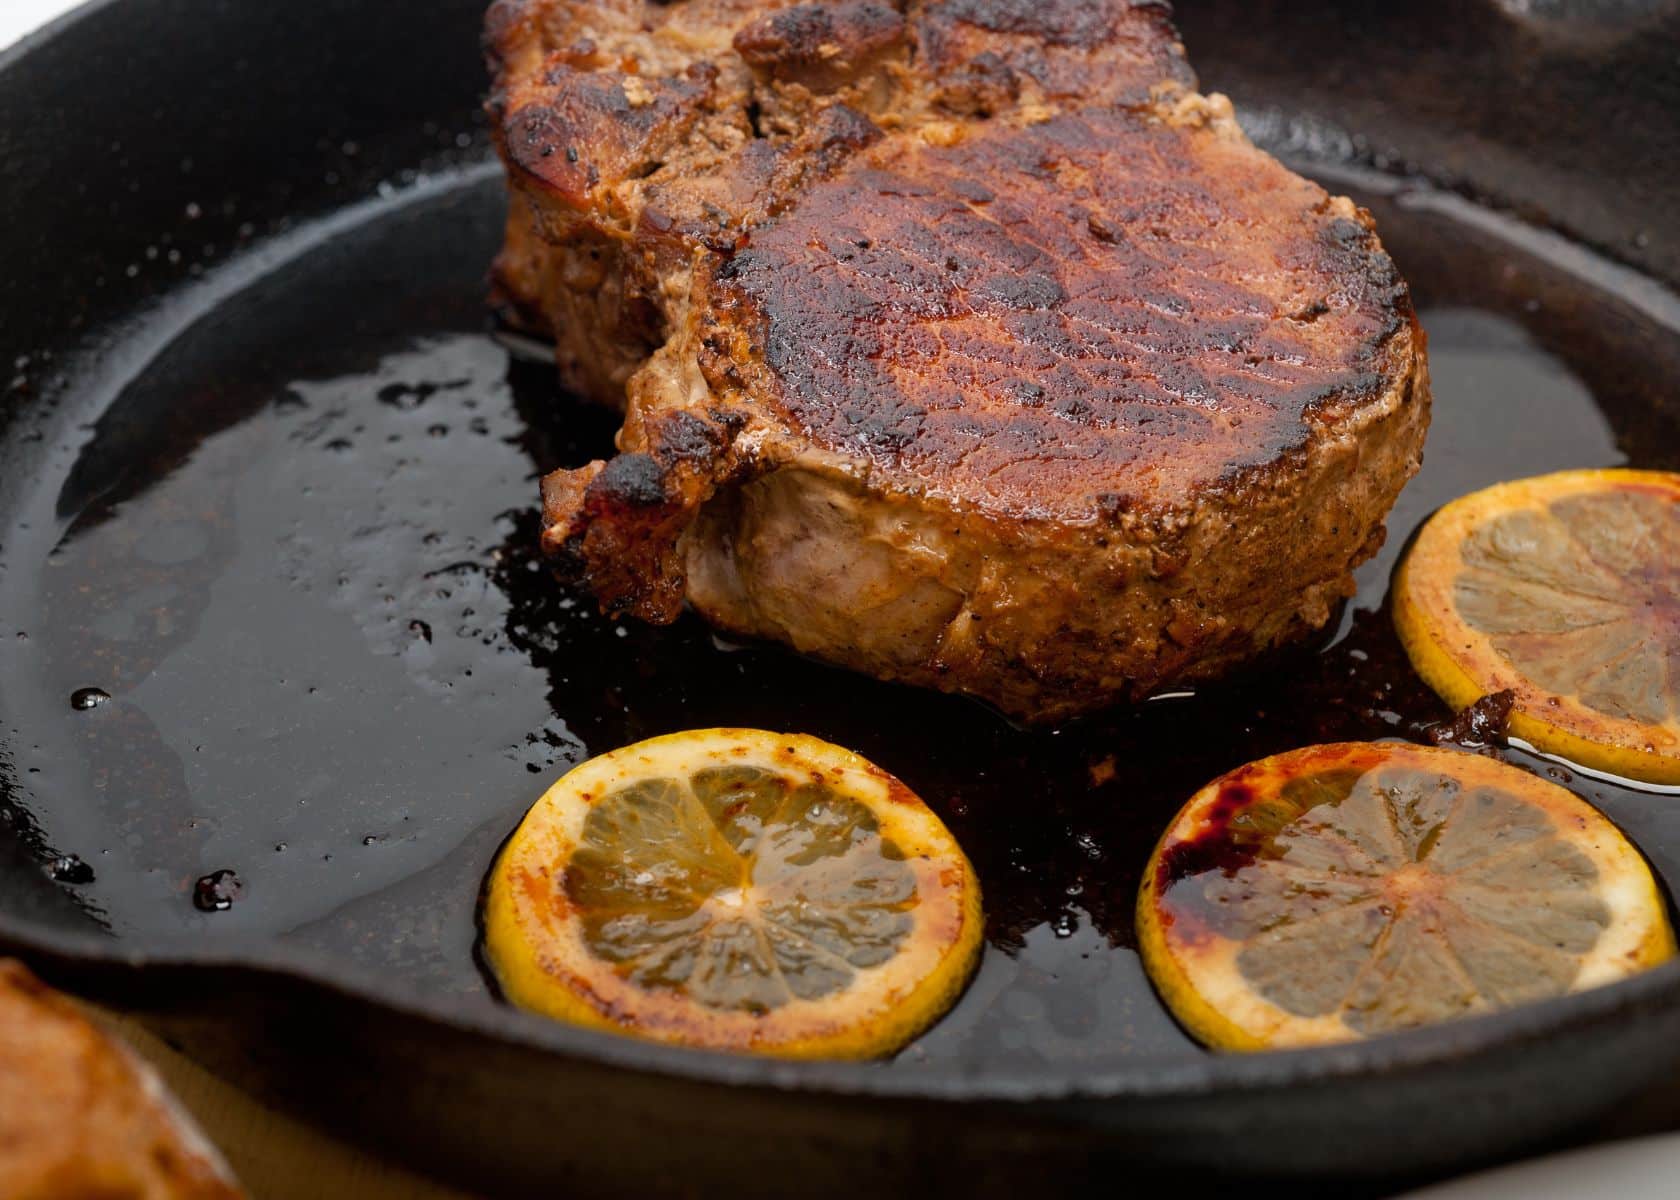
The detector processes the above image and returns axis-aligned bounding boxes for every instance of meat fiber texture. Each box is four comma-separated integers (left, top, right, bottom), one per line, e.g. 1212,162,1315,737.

486,0,1431,723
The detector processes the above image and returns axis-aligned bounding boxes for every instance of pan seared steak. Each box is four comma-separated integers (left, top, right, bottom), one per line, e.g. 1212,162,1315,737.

486,0,1431,723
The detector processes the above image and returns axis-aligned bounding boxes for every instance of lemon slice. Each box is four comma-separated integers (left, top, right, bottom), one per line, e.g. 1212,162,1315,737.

484,729,983,1059
1395,469,1680,784
1137,742,1674,1051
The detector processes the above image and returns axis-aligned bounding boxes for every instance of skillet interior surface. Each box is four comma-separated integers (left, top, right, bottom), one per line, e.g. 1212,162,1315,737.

4,0,1680,1193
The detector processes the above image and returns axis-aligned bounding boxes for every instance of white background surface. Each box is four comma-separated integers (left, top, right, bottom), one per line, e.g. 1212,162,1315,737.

1398,1134,1680,1200
2,0,84,51
7,0,1680,1196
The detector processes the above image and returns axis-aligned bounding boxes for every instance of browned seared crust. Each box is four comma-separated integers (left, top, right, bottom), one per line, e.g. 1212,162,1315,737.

492,0,1431,722
0,960,243,1200
703,104,1410,518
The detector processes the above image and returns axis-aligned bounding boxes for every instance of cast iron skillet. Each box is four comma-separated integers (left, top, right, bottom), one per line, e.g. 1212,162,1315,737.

3,1,1680,1195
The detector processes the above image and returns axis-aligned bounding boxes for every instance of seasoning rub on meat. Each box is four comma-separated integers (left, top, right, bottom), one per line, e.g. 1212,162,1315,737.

486,0,1431,722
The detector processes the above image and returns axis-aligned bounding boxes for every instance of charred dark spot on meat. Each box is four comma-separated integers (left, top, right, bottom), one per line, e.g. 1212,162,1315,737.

1095,492,1135,521
541,398,755,625
541,455,686,622
1085,211,1123,245
937,0,1161,47
1004,379,1045,407
734,1,908,87
932,51,1020,116
798,103,885,166
706,407,749,434
647,410,726,468
599,453,670,507
501,64,713,203
913,0,1195,106
1290,371,1395,421
977,272,1065,311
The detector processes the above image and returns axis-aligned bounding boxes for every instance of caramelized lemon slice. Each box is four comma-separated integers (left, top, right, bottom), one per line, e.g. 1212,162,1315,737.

484,729,983,1059
1138,742,1673,1051
1395,469,1680,784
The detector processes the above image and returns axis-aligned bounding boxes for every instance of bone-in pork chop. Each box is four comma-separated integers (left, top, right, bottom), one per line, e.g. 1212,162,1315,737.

486,0,1431,722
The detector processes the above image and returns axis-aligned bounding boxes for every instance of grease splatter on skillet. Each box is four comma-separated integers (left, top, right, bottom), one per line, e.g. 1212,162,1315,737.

0,169,1678,1071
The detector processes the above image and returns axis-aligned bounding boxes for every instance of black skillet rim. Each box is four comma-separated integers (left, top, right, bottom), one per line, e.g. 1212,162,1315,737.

4,0,1680,1111
8,909,1680,1104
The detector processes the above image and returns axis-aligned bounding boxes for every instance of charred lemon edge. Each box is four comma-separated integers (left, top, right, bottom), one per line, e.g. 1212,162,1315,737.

1394,468,1680,786
1136,741,1677,1053
484,728,984,1060
1136,875,1267,1052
